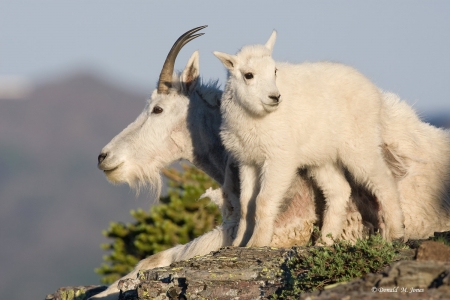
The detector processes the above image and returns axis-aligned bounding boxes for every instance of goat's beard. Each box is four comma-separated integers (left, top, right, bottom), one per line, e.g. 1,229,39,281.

107,163,163,202
130,165,162,202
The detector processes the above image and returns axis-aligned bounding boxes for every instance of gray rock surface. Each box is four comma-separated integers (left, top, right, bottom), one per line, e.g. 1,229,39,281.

299,260,450,299
45,240,450,300
45,285,107,300
118,246,294,300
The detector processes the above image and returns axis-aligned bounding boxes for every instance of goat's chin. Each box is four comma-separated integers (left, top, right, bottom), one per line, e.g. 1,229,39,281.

104,168,127,184
104,164,162,201
241,102,272,118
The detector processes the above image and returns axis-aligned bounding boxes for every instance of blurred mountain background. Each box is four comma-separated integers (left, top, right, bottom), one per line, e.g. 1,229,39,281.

0,72,159,300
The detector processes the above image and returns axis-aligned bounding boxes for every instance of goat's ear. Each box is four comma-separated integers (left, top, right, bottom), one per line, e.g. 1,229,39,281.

150,89,158,99
213,51,237,71
181,51,200,95
265,30,277,53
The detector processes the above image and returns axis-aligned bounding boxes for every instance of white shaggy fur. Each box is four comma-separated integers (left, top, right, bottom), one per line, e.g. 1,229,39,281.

381,92,450,238
215,31,408,246
93,32,450,299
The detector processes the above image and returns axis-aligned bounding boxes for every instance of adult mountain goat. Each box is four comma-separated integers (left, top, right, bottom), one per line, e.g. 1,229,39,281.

215,31,409,246
93,27,450,299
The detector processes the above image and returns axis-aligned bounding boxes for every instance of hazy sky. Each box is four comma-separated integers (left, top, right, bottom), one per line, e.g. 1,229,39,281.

1,1,449,115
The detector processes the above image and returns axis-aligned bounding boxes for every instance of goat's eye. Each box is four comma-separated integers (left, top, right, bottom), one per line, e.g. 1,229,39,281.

244,73,253,80
152,106,163,114
275,68,278,76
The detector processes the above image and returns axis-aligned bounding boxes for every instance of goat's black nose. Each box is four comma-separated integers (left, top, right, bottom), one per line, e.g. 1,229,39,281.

98,153,108,164
269,94,281,103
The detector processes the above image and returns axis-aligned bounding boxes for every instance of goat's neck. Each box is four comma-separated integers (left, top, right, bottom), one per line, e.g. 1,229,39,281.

187,87,227,184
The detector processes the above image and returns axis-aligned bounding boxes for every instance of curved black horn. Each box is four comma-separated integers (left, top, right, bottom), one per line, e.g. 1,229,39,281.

157,25,207,94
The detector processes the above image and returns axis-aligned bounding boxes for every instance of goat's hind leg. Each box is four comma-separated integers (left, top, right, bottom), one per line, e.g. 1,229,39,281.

343,150,405,241
309,163,352,245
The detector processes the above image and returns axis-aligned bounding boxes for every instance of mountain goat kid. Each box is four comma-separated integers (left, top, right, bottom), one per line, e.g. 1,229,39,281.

215,31,406,246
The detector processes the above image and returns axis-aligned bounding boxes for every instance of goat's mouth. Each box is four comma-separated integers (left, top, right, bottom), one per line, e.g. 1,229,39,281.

103,167,118,175
262,102,279,112
101,163,128,184
99,162,123,174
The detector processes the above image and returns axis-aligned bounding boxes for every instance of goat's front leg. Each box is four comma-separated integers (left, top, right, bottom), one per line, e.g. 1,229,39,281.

246,162,298,247
220,157,241,223
89,243,187,299
90,219,237,300
232,164,259,247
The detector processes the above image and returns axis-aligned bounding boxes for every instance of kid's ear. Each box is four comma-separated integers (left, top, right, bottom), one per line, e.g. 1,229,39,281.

181,51,200,95
265,30,277,54
213,51,237,71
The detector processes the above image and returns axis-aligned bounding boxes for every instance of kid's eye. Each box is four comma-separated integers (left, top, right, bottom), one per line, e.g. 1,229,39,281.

244,73,254,80
152,106,163,114
275,68,278,75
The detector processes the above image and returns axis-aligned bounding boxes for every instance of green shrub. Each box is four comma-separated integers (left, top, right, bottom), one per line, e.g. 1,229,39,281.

96,164,222,284
273,232,405,299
